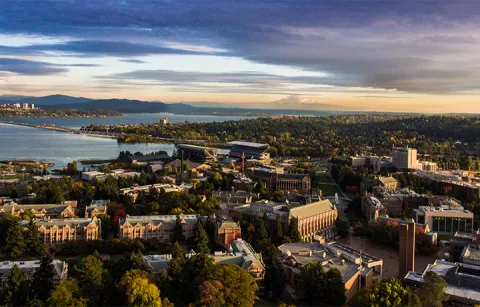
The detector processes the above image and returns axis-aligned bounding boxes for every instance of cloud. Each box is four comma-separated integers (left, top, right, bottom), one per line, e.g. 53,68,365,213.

2,1,480,95
0,58,67,75
0,40,225,57
0,57,98,75
120,59,145,64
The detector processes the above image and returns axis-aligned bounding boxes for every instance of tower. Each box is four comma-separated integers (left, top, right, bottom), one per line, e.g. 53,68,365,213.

241,152,245,173
399,222,415,279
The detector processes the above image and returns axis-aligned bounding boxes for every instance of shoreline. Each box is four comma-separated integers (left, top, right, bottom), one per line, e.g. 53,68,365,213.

0,120,230,148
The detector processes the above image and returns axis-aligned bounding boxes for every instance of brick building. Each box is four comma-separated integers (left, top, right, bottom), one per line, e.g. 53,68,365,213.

119,215,198,242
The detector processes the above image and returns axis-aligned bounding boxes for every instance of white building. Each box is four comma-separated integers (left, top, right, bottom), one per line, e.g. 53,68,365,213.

392,147,419,170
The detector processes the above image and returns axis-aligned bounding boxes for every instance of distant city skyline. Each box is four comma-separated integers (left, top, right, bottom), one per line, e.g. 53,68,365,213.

1,1,480,113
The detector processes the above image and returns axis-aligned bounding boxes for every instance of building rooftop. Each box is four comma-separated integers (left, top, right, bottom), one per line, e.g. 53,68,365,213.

82,171,104,176
290,199,335,220
120,214,198,226
417,205,470,214
20,217,99,227
0,259,66,277
229,141,269,149
278,173,310,180
90,199,110,207
278,242,381,282
377,176,398,185
461,246,480,262
176,144,216,152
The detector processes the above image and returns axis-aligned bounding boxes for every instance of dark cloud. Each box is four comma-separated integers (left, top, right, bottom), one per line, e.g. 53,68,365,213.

0,40,223,57
0,58,67,75
120,59,145,64
2,1,480,93
0,58,98,75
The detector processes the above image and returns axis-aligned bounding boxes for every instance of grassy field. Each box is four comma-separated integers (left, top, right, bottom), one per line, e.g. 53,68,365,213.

315,172,334,183
318,183,343,197
313,166,329,172
0,173,33,181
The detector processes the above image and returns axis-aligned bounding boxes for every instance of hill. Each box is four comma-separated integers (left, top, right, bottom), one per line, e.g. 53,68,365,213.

19,94,92,105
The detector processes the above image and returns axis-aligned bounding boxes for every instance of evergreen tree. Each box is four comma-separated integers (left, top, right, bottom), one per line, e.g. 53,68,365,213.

287,217,301,242
31,253,55,302
205,218,217,250
5,220,26,258
297,261,346,306
3,264,29,306
274,214,284,245
172,215,184,243
170,242,186,278
24,218,43,255
253,216,270,251
113,252,150,282
74,252,106,305
193,221,210,255
263,246,285,301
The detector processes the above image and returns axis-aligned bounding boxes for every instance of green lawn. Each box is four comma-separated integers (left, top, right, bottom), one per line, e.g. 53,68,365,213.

315,172,334,183
317,183,342,197
313,166,329,172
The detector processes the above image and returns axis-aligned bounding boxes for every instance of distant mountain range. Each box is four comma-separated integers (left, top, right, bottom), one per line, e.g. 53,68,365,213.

0,94,351,116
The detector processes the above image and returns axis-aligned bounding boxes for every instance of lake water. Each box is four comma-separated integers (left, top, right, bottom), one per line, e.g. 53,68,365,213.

0,113,253,168
0,123,175,169
0,113,252,129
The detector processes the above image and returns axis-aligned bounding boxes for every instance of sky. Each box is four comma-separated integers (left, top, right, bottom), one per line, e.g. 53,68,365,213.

1,1,480,113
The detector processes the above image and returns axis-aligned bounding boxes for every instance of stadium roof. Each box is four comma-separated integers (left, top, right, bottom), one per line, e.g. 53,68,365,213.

176,144,217,151
229,141,269,148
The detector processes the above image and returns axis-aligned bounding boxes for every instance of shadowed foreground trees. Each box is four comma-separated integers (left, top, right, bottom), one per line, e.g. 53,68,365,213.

296,261,346,306
349,278,421,307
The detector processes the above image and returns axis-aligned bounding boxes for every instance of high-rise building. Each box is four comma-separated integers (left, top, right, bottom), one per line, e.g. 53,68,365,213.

392,147,418,170
22,103,29,109
31,103,35,110
399,222,415,279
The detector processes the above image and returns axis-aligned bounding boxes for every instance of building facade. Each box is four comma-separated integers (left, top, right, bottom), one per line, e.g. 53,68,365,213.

0,203,76,218
413,205,474,234
290,200,338,242
119,215,198,242
392,147,418,170
20,217,101,246
216,214,242,246
373,176,399,190
276,174,311,194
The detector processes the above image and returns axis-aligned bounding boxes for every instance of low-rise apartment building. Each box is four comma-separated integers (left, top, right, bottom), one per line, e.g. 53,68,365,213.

118,214,198,242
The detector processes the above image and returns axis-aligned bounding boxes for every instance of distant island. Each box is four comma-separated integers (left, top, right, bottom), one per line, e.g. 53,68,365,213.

0,102,122,118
